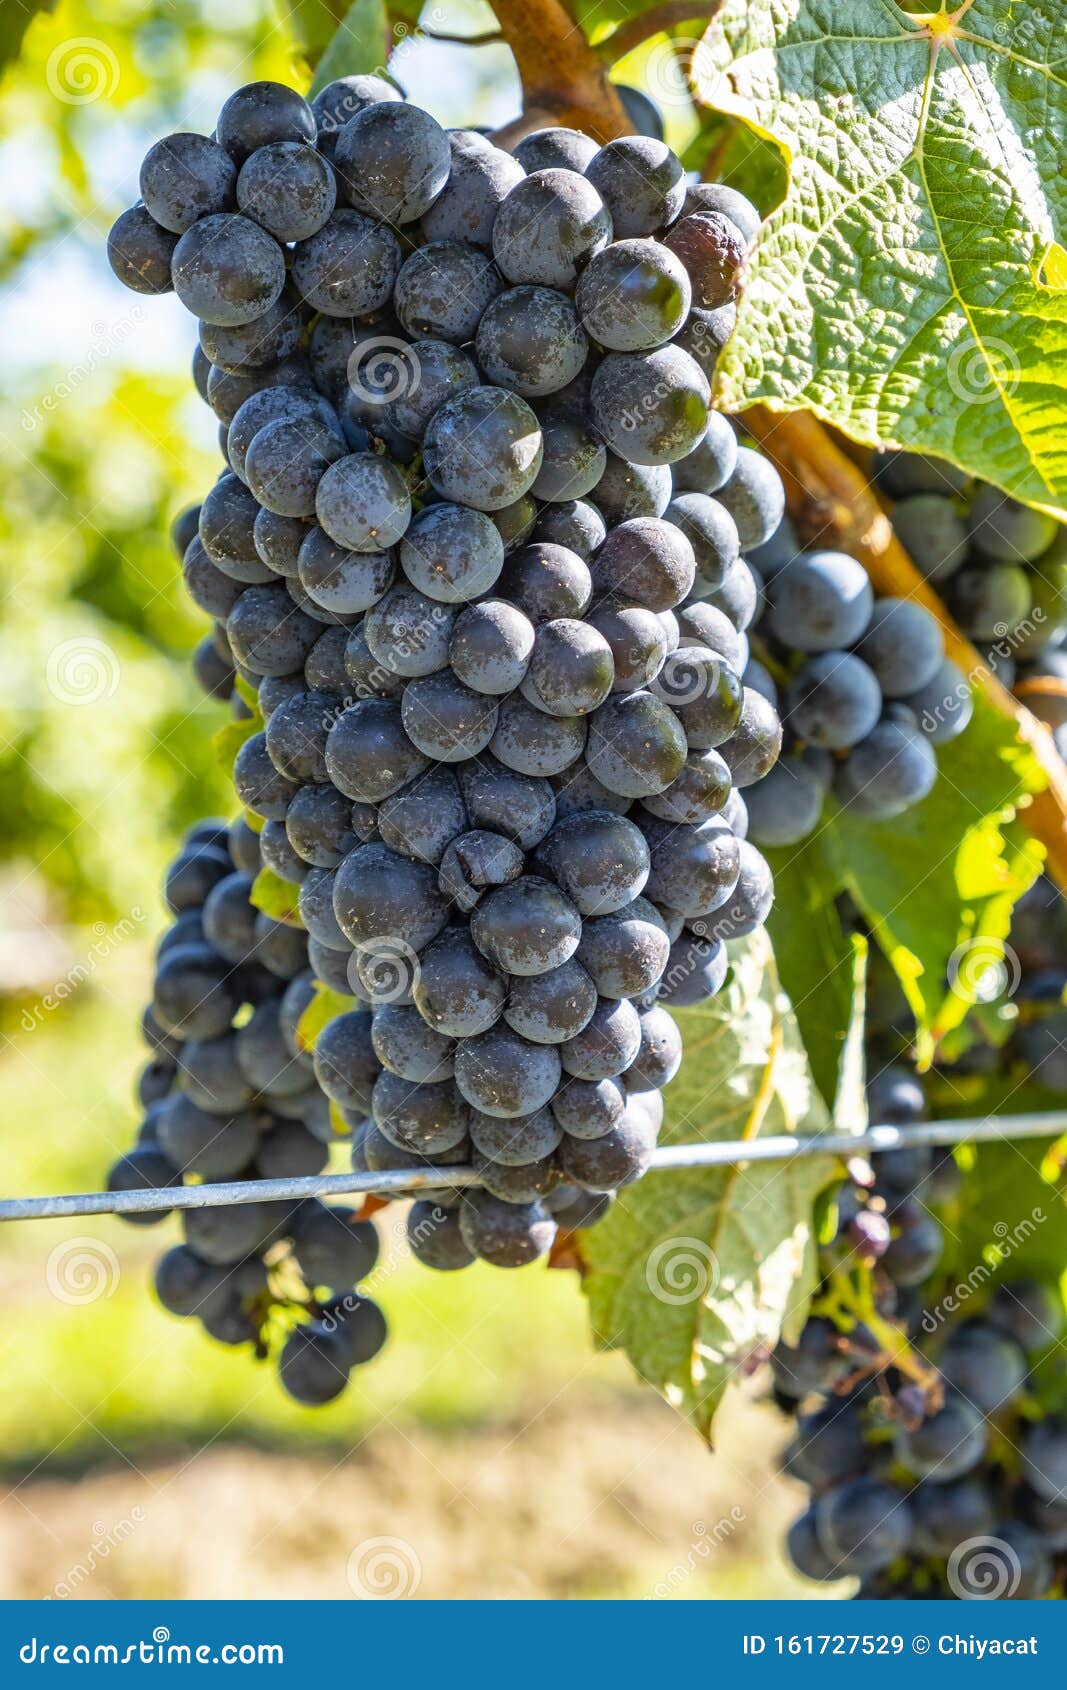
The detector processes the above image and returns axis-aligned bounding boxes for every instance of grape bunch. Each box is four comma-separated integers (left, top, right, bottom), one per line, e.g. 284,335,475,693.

114,818,387,1407
734,515,968,847
777,1056,1066,1599
107,78,786,1272
873,450,1067,758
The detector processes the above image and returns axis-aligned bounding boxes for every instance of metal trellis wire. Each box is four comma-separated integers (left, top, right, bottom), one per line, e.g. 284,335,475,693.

2,1111,1066,1224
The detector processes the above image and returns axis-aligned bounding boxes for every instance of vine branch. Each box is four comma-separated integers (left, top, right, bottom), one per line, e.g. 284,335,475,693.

594,2,722,62
487,0,632,141
743,407,1067,890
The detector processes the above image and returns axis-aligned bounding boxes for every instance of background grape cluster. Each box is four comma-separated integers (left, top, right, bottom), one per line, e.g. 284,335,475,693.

106,81,786,1320
113,819,387,1406
777,877,1067,1599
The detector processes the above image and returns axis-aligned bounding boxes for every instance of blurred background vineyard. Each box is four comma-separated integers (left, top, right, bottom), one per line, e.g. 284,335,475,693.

0,0,816,1602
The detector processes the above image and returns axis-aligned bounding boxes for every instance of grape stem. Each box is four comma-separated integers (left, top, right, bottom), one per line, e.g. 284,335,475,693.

827,1265,942,1406
743,406,1067,890
487,0,632,142
593,2,725,63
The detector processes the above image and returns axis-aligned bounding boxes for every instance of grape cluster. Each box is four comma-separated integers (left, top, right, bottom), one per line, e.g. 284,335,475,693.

873,450,1067,756
108,79,785,1271
735,514,969,846
115,819,386,1406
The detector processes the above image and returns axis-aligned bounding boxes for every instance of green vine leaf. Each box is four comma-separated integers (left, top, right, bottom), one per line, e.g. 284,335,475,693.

697,0,1067,514
250,868,304,927
296,981,354,1051
213,715,260,770
763,830,857,1110
306,0,390,95
580,931,839,1440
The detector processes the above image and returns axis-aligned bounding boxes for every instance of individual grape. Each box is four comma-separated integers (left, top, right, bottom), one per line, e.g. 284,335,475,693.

874,449,970,498
513,127,599,173
279,1321,350,1405
968,484,1058,562
940,1319,1028,1415
304,626,351,693
768,551,874,651
401,671,499,762
454,1027,562,1119
164,843,232,914
655,931,728,1006
290,210,401,318
577,898,669,998
492,168,612,288
786,1510,839,1583
310,1007,378,1113
650,644,744,748
470,875,581,978
786,653,882,751
950,562,1033,640
559,1102,656,1189
372,1071,469,1155
550,764,631,818
154,1245,230,1318
519,618,615,719
671,414,739,498
904,658,974,744
459,757,557,849
911,1478,997,1556
385,338,478,441
246,417,347,519
642,815,741,918
533,499,606,560
587,601,668,694
882,1207,943,1287
490,696,587,777
664,210,746,309
530,415,607,502
377,766,467,864
988,1280,1064,1353
153,944,241,1041
1022,1418,1067,1504
107,1146,180,1223
298,867,349,951
559,995,642,1081
286,781,360,871
393,240,502,344
289,1199,379,1289
199,474,270,582
193,634,235,699
593,453,672,524
364,583,454,678
674,303,737,380
835,713,938,818
256,675,303,721
591,517,695,613
575,239,690,352
334,101,451,224
903,1394,988,1481
699,840,773,941
715,446,785,549
891,493,969,582
263,688,332,783
228,817,262,877
324,698,428,803
438,829,524,913
217,80,316,162
171,213,285,326
372,1003,454,1082
491,494,538,553
140,1057,177,1109
227,583,320,677
314,452,411,554
677,183,754,244
228,385,338,483
400,503,504,604
675,601,746,671
696,554,760,629
333,840,451,952
157,1093,262,1179
237,997,314,1094
584,136,685,238
201,872,258,965
107,204,178,294
458,1191,556,1267
590,345,710,467
772,1316,849,1398
423,387,544,513
503,959,598,1046
784,1402,867,1488
252,911,308,979
856,597,945,696
585,691,687,798
421,132,525,248
472,1146,560,1203
183,536,245,618
664,493,738,594
550,1075,625,1139
469,1106,562,1166
191,342,212,401
815,1480,912,1575
139,132,237,233
406,1200,475,1270
297,528,394,617
538,810,649,914
412,925,506,1039
745,755,826,846
311,73,401,154
641,748,731,825
203,290,308,379
497,542,592,624
236,138,336,241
